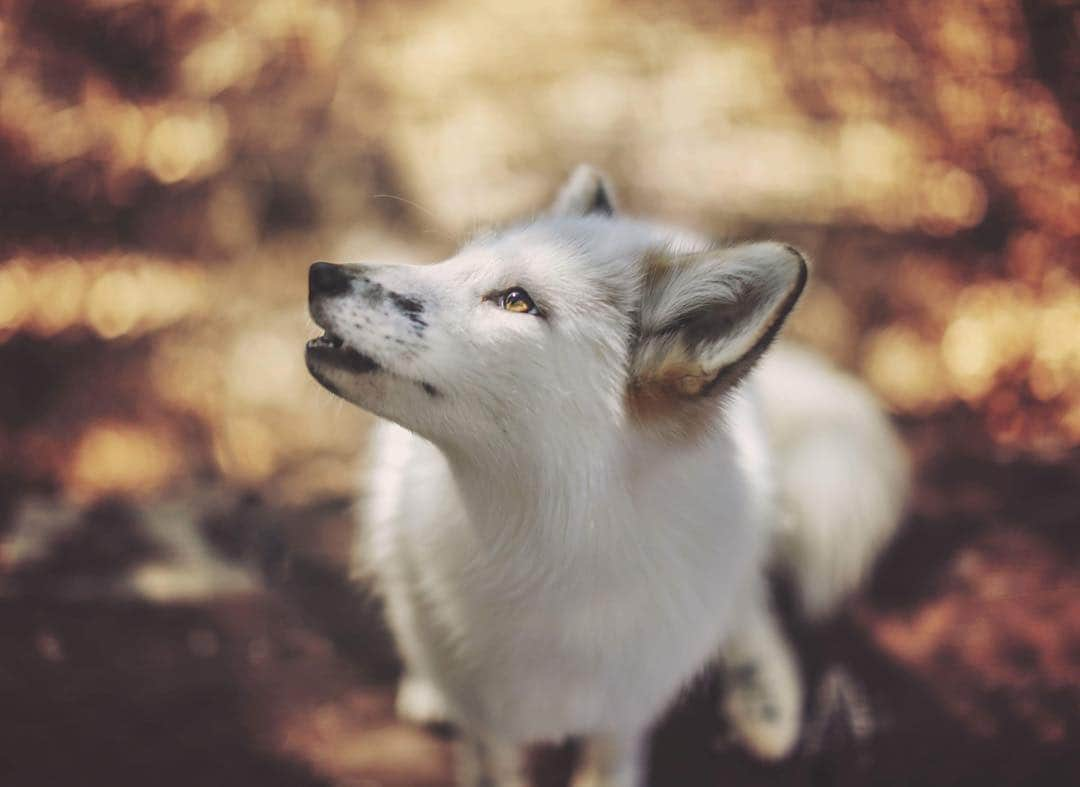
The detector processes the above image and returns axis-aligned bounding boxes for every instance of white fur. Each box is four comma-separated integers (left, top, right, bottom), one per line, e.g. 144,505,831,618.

755,343,910,618
305,166,908,786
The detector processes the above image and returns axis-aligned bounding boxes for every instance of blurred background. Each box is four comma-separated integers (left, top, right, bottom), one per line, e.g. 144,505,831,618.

0,0,1077,785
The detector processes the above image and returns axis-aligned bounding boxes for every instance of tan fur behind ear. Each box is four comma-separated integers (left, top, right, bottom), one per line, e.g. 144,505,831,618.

627,364,723,441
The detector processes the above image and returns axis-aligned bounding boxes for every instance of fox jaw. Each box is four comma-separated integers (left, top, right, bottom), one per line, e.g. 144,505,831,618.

306,166,807,459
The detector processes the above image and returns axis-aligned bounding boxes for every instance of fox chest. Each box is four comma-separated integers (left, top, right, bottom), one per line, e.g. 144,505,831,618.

410,544,744,742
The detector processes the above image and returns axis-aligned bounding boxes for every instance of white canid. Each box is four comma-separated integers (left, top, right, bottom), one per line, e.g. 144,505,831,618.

305,166,909,787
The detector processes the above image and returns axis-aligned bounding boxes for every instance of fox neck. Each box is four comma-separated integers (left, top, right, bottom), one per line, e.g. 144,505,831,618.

440,425,632,554
436,417,742,564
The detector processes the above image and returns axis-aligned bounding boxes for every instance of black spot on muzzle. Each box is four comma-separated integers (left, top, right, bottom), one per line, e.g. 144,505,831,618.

308,260,427,336
309,261,353,298
388,291,427,330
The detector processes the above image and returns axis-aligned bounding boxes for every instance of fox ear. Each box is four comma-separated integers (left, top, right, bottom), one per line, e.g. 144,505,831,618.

549,164,616,217
628,242,808,437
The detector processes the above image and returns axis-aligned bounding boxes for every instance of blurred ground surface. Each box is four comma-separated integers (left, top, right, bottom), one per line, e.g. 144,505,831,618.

2,414,1077,786
1,0,1078,785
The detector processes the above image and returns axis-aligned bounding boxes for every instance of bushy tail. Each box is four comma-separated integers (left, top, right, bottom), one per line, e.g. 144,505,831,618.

756,345,910,619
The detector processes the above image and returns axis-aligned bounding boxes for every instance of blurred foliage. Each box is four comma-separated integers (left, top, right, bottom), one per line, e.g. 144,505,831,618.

0,0,1077,504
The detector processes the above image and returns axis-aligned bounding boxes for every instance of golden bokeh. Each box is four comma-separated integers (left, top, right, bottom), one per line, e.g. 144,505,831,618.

0,0,1076,490
68,422,184,500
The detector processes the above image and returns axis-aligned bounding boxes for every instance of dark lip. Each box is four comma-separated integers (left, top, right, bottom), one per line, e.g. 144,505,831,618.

305,332,381,374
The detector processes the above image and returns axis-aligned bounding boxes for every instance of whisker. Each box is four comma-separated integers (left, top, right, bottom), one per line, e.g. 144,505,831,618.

371,193,455,242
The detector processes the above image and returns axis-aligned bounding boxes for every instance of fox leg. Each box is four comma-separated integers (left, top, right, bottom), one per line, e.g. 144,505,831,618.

381,565,455,726
395,671,453,725
388,604,454,725
719,593,804,760
454,737,528,787
572,729,648,787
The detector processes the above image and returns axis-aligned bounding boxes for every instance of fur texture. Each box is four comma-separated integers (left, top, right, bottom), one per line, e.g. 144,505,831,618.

305,165,909,786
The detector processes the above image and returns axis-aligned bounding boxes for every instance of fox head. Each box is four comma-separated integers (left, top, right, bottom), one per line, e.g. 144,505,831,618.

306,166,806,459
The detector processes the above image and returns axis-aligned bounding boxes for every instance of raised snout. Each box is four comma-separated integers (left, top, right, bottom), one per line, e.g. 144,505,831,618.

305,257,442,407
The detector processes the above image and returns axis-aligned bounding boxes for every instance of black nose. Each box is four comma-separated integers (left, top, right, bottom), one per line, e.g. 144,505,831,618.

309,261,353,297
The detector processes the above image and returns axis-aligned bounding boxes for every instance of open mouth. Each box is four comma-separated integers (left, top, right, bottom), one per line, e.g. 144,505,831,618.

305,331,381,374
307,331,345,351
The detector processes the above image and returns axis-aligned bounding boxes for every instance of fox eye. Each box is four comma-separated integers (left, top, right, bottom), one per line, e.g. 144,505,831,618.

501,288,537,315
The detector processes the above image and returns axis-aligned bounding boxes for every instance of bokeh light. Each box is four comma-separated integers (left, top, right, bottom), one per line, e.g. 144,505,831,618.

0,0,1075,491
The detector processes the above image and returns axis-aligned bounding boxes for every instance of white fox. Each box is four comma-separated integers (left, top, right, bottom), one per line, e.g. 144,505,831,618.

305,166,909,787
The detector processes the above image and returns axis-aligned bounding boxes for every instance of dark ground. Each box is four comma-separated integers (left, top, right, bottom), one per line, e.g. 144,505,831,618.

1,417,1077,787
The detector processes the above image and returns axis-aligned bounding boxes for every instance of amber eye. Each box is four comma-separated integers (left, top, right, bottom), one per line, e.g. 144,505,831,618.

501,288,537,314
